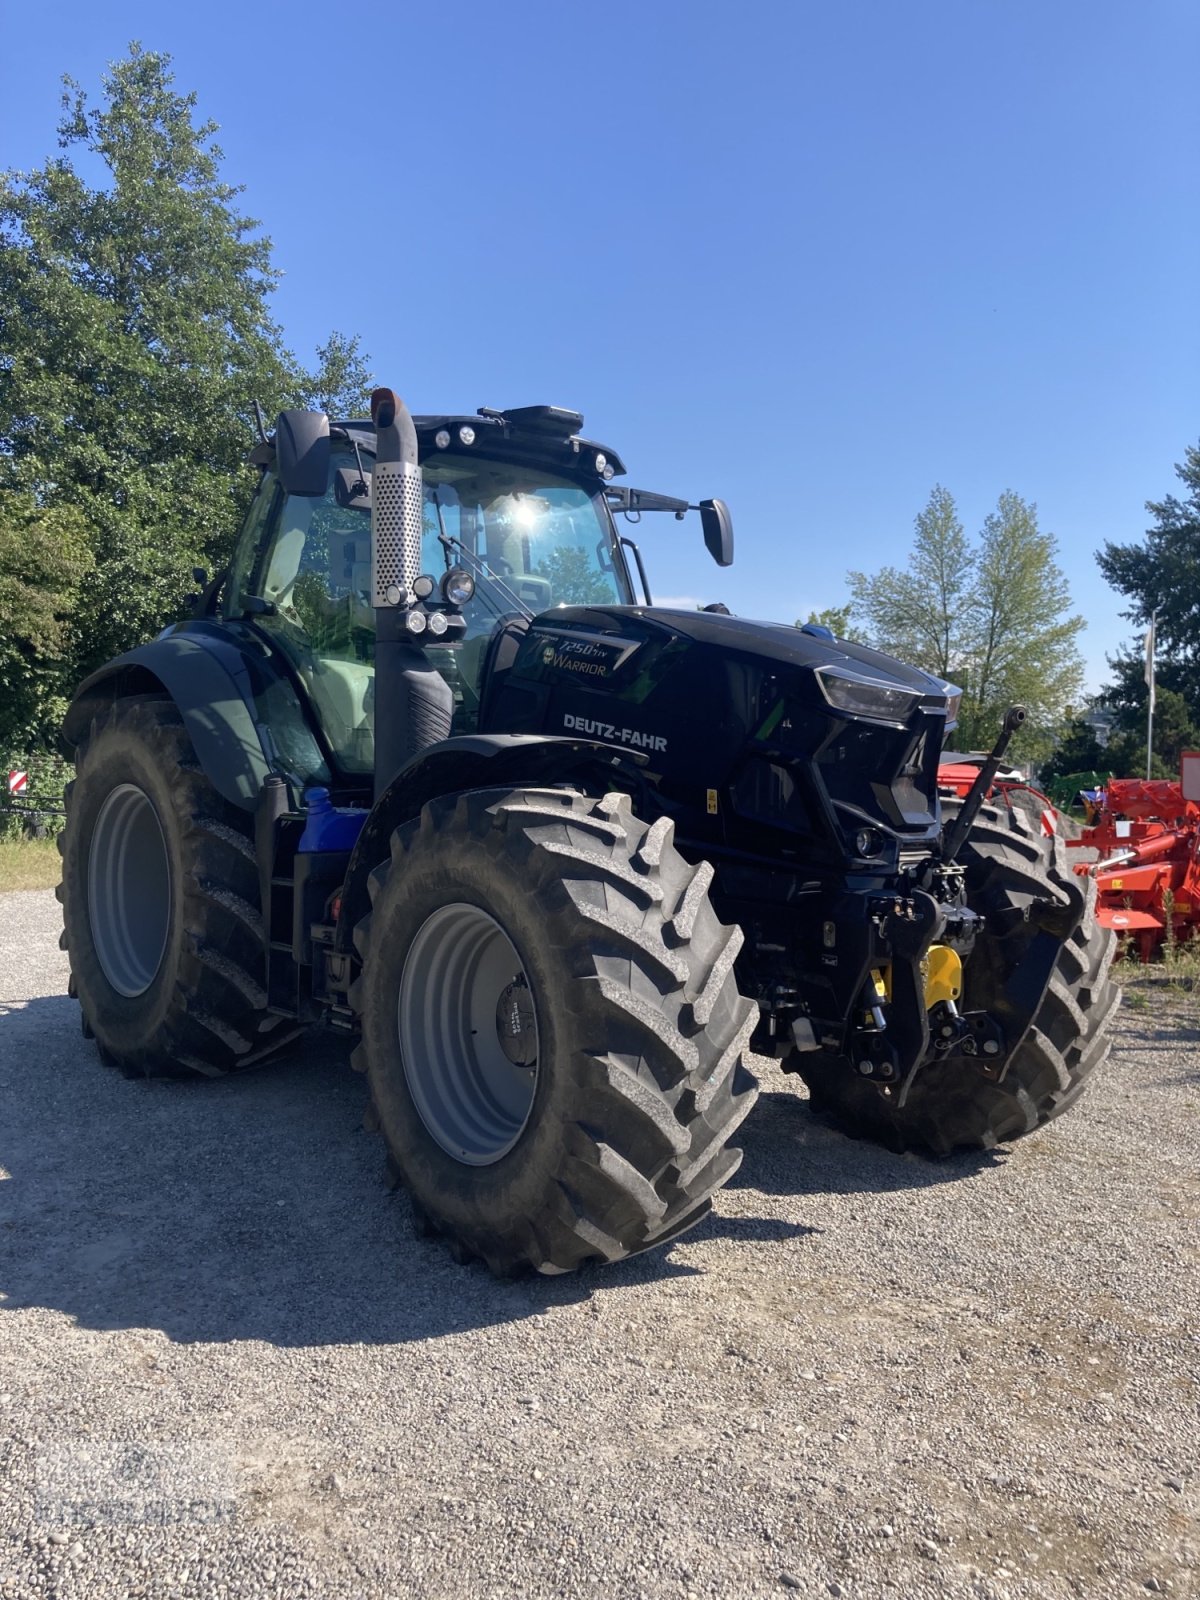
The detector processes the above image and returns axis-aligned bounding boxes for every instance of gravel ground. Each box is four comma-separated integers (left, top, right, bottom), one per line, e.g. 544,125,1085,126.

1,887,1197,1600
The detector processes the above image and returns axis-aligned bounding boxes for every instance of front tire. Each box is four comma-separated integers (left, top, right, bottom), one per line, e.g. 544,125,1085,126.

350,787,759,1275
58,696,297,1077
797,800,1120,1154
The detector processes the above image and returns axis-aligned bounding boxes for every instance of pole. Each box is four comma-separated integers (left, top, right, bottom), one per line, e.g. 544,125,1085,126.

1145,607,1159,781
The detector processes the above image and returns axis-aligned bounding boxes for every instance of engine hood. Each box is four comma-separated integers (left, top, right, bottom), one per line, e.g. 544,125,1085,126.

562,605,955,699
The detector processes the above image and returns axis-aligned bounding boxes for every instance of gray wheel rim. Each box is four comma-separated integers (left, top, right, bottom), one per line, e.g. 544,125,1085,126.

87,783,171,998
398,903,540,1166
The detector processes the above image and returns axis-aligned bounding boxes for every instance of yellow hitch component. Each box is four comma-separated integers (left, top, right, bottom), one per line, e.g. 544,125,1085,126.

923,944,963,1009
871,967,890,1002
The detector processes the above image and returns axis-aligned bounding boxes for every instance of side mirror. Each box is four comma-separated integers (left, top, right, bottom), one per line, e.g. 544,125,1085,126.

274,409,331,496
699,498,734,567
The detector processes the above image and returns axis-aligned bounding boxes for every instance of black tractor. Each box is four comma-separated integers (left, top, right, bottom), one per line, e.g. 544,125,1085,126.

57,390,1119,1274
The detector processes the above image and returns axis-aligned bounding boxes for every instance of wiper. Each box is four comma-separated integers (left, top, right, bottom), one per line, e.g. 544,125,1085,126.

436,531,534,622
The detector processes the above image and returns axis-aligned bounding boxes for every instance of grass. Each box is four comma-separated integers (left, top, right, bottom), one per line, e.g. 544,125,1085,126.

0,836,61,892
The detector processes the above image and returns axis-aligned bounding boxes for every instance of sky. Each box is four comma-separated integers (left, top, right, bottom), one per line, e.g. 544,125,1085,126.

2,0,1196,694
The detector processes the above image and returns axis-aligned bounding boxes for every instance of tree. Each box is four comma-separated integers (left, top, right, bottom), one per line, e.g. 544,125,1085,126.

303,331,374,419
1036,716,1109,788
1095,444,1200,759
1097,444,1200,695
0,45,367,699
960,492,1085,753
847,486,973,679
847,487,1084,761
0,494,94,751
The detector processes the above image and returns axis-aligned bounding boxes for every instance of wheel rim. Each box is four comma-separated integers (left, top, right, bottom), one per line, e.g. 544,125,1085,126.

398,903,540,1166
87,783,172,998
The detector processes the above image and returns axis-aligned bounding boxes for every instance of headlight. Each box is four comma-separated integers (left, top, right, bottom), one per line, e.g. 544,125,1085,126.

854,827,885,857
426,609,449,636
816,670,918,722
944,689,962,724
441,567,475,607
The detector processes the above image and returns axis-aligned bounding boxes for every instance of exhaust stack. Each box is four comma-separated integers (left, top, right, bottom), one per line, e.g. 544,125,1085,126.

370,387,423,606
369,387,453,800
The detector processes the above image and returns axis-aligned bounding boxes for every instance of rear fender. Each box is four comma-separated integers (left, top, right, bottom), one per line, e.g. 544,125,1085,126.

61,634,275,810
333,734,648,954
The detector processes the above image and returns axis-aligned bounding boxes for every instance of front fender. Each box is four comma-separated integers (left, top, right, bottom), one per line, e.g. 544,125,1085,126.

333,734,647,953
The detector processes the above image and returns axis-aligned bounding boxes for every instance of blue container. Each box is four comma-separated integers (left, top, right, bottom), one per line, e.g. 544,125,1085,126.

298,787,368,853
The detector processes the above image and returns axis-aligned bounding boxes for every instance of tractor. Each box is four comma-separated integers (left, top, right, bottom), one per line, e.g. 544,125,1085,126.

56,390,1120,1274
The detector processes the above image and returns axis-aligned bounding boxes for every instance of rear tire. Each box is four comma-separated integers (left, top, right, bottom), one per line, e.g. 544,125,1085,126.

796,800,1120,1154
350,786,759,1275
58,696,299,1077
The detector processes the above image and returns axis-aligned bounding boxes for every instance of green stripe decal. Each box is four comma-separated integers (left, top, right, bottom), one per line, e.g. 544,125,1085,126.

754,700,785,741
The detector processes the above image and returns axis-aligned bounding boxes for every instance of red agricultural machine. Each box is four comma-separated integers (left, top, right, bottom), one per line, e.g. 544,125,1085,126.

1066,757,1200,961
937,758,1057,837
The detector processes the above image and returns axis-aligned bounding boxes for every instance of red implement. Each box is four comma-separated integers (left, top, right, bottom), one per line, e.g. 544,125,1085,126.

1066,756,1200,960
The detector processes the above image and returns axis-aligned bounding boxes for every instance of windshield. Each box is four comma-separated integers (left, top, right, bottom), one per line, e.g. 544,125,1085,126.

421,454,633,617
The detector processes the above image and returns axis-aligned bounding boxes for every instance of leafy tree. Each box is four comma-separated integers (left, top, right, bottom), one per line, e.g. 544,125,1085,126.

1101,688,1200,781
848,486,973,678
0,494,94,750
1096,445,1200,769
847,487,1084,761
303,331,374,419
1036,716,1109,788
1097,444,1200,699
0,45,368,699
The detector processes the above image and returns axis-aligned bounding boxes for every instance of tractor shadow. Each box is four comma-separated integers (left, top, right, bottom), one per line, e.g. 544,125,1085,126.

727,1067,1008,1201
0,993,815,1347
0,994,991,1348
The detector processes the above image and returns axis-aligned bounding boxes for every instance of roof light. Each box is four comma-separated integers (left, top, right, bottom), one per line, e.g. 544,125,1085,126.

458,425,475,447
594,452,607,475
434,429,451,450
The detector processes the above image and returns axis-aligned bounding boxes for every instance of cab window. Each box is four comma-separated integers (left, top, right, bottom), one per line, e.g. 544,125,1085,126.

233,450,630,770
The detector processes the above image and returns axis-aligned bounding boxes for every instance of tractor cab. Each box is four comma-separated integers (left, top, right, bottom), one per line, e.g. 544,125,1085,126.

223,409,642,775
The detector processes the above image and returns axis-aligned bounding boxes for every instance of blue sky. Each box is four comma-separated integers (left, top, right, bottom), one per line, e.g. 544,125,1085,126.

2,1,1196,693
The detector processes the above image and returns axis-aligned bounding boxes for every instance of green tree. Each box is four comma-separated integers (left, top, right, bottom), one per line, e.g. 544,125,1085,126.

1102,687,1200,781
0,494,94,750
1036,715,1109,788
959,492,1085,754
847,487,1084,761
847,486,973,679
0,45,361,694
303,331,374,419
1097,444,1200,694
1095,444,1200,767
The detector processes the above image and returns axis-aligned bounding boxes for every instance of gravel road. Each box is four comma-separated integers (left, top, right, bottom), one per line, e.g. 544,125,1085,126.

1,887,1197,1600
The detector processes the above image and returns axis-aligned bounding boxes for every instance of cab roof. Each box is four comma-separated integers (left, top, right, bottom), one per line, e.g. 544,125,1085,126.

335,406,627,479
